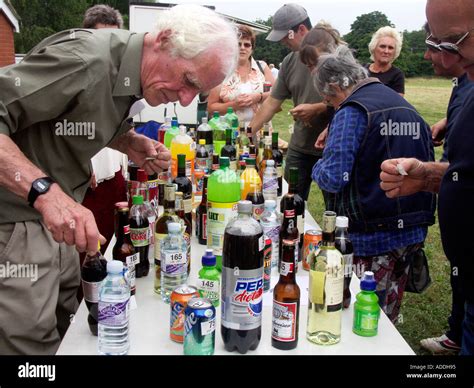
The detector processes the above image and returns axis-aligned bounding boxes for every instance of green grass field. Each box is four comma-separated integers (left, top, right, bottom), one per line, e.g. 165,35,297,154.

273,77,453,355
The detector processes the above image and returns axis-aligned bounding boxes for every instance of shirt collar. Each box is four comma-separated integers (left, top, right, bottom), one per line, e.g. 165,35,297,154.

113,32,146,97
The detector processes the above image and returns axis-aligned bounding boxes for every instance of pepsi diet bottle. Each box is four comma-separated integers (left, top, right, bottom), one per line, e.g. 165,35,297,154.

221,200,264,354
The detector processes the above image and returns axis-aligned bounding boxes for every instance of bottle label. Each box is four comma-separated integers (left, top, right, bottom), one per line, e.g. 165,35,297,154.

343,253,354,278
355,311,379,332
221,267,263,331
207,201,238,256
183,198,193,215
277,166,283,179
154,233,167,261
201,213,207,241
98,299,129,327
280,262,295,276
229,160,237,172
272,300,298,342
130,227,150,247
326,273,344,311
264,239,272,291
198,278,220,305
82,280,100,303
127,253,140,266
252,203,265,221
161,249,188,275
200,317,216,336
263,176,278,192
263,225,280,269
196,157,209,172
284,209,295,218
125,254,137,290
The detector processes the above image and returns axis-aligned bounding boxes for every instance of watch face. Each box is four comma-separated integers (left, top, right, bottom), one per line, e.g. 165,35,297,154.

34,179,49,193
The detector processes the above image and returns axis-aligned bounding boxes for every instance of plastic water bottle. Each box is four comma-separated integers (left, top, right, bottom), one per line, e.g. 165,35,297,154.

161,222,188,303
260,200,281,271
262,160,278,201
98,260,130,355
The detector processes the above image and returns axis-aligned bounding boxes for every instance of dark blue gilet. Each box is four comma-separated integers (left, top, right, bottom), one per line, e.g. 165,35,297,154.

327,79,436,233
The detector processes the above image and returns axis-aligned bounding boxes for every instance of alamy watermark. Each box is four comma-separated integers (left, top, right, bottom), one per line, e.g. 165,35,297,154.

0,261,38,282
55,119,96,140
380,119,420,140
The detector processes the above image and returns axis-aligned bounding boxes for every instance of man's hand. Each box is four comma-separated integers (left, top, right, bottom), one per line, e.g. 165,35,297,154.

431,118,447,146
380,158,428,198
315,127,328,150
34,184,106,253
126,132,171,175
289,103,326,126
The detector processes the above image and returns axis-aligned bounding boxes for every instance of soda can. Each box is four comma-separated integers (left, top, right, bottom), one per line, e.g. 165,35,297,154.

170,285,200,343
184,297,216,355
303,230,322,271
263,237,272,292
263,82,272,93
195,169,205,196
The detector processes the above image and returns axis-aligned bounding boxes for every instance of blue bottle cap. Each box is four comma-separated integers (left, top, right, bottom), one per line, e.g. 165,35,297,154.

360,271,376,291
202,249,216,267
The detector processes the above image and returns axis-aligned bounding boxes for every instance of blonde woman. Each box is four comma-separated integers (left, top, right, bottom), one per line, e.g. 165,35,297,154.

366,26,405,95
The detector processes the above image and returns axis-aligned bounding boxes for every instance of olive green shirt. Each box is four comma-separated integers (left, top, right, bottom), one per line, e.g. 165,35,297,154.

271,51,330,156
0,29,145,223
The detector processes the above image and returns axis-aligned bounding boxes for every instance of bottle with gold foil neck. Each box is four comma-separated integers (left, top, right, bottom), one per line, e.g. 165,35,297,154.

306,211,344,345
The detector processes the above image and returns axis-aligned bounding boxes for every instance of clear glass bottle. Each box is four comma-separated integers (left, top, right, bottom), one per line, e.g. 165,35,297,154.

306,211,344,345
262,159,278,202
260,200,281,271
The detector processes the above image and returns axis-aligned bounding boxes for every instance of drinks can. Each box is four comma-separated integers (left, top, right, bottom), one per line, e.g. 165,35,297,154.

263,82,272,93
195,169,205,196
184,297,216,355
170,285,200,343
263,237,272,292
303,230,322,271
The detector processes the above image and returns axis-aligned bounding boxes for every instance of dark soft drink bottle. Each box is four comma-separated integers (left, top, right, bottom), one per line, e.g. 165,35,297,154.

81,242,107,336
246,183,265,222
196,175,209,245
221,200,264,354
130,195,150,278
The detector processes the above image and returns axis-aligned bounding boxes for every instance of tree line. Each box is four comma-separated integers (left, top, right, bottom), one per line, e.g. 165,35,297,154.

12,2,433,77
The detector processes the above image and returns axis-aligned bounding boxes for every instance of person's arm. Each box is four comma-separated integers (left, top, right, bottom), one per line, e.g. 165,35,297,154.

380,158,448,196
0,134,105,253
249,95,284,137
312,106,367,193
207,84,235,115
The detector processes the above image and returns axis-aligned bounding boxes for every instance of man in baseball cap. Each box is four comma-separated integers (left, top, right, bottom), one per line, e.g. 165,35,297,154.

250,3,330,201
267,3,309,43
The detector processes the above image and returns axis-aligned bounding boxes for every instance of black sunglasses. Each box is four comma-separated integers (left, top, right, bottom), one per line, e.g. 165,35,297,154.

425,30,473,55
238,42,252,48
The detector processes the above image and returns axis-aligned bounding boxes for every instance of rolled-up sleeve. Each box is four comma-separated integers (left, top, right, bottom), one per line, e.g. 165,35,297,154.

312,105,368,193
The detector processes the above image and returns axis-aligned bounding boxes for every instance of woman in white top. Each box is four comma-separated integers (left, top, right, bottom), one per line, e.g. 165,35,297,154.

207,24,275,126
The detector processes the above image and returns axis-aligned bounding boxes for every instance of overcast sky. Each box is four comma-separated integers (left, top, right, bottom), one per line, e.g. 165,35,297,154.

167,0,428,35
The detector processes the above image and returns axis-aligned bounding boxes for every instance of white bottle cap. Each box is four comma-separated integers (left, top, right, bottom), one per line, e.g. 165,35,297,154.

108,260,124,274
335,216,349,228
168,222,181,233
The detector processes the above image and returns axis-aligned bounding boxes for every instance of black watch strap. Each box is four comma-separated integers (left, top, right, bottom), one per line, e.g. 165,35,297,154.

28,177,55,208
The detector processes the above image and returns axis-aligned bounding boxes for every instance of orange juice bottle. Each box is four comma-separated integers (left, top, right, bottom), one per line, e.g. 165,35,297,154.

171,125,195,181
240,157,262,200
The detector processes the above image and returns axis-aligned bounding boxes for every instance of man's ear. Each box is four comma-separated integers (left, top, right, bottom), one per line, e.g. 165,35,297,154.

154,29,173,51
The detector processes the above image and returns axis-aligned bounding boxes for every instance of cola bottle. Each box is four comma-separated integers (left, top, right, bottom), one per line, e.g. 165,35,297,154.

221,200,264,354
129,195,150,278
81,243,107,336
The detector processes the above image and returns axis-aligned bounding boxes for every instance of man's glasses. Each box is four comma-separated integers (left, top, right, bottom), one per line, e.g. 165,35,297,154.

238,42,252,49
425,30,473,55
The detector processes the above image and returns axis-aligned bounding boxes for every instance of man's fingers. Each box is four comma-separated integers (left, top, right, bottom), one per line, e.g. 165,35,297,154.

380,171,404,183
74,220,88,253
84,217,101,253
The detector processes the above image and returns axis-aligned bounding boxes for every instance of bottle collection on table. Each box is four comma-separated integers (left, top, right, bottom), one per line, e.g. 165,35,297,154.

80,113,380,355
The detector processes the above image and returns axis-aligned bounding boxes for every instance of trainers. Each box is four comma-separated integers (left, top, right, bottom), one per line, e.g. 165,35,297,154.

420,334,461,355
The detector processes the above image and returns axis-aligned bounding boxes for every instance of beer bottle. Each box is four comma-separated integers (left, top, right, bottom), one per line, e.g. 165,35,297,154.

173,154,193,229
335,216,353,309
306,211,344,345
196,175,209,245
279,168,299,268
113,206,138,296
272,239,300,350
271,132,283,196
154,184,180,294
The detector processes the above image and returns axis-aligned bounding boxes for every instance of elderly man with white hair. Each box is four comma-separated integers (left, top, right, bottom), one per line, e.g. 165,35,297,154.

380,0,474,356
0,4,238,355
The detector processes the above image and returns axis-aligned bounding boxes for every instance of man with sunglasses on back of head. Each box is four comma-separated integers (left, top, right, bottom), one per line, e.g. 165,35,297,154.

249,4,331,201
380,0,474,356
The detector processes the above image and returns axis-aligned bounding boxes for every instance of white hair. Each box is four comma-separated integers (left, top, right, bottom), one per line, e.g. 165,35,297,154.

368,26,403,62
313,46,368,96
154,4,238,78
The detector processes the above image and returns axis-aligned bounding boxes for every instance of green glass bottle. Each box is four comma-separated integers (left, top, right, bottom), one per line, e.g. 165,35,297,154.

198,249,220,307
206,157,241,271
353,271,380,337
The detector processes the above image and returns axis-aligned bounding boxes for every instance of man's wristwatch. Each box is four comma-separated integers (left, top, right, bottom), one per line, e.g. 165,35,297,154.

28,177,55,208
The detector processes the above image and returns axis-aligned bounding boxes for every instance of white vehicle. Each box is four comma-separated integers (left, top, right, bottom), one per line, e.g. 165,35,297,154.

129,2,269,126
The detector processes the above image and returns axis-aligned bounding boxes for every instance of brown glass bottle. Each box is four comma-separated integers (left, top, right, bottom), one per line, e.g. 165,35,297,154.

176,191,192,275
172,154,193,229
279,168,299,268
196,175,209,245
272,240,300,350
271,132,283,196
154,184,180,294
112,207,137,295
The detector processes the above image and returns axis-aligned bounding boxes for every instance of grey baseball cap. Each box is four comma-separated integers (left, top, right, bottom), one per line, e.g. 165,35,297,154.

266,3,309,42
